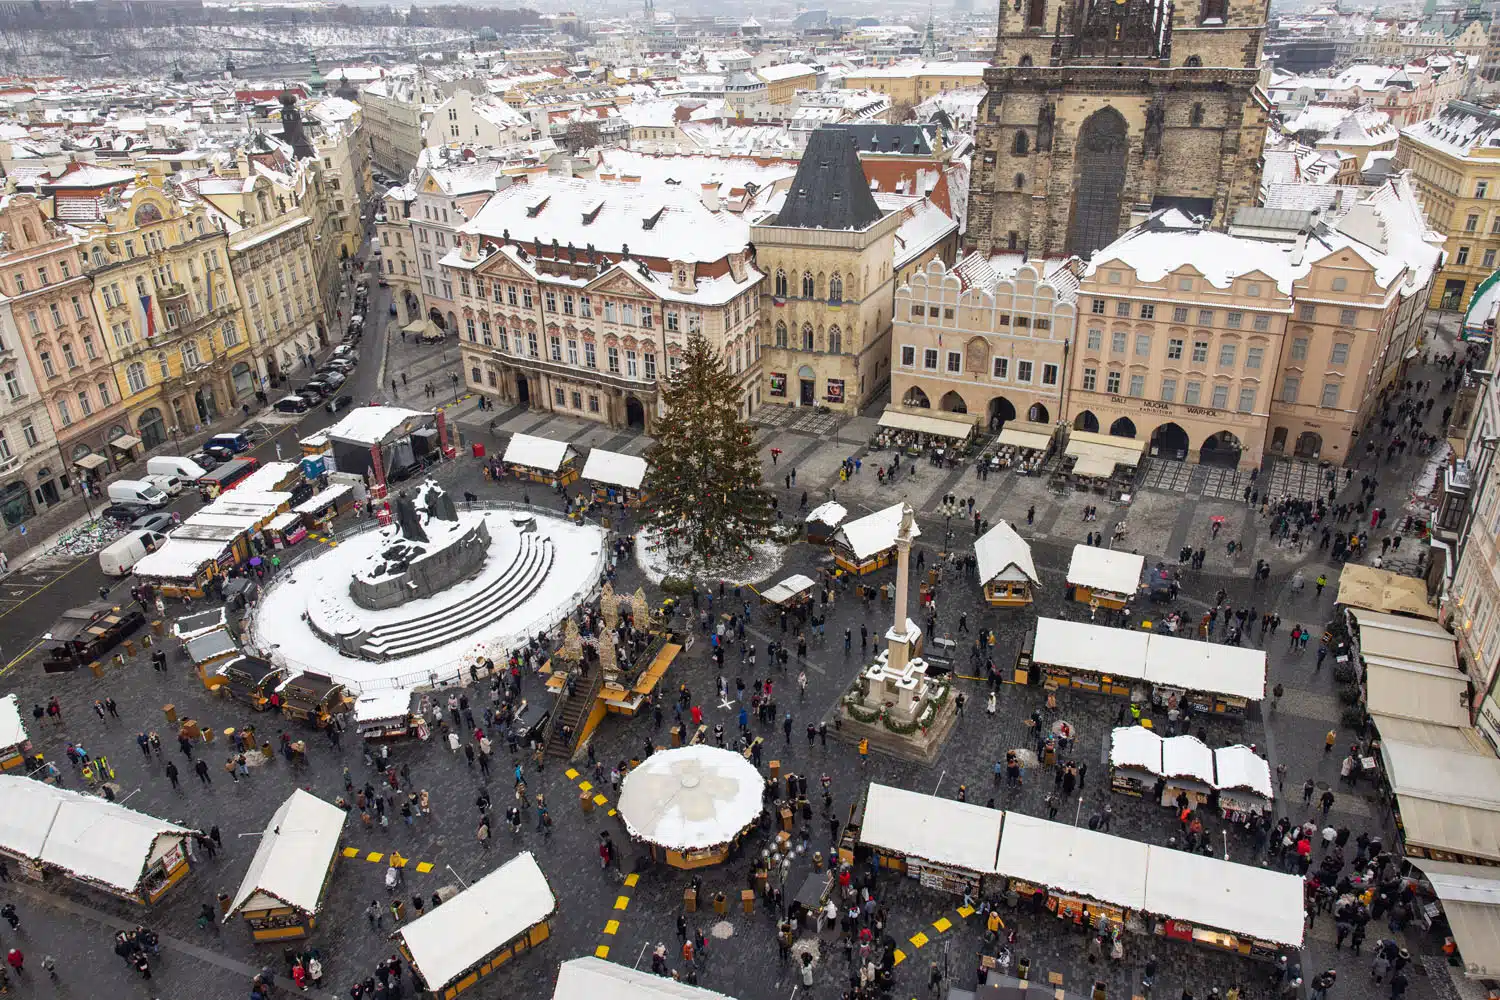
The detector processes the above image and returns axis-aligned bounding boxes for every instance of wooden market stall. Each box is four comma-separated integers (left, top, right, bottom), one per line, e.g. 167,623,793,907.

393,851,556,997
1142,845,1304,959
172,608,228,644
974,521,1040,607
261,511,307,550
832,502,918,575
760,574,817,612
42,602,147,672
292,484,354,532
554,957,746,1000
226,789,346,941
1159,735,1216,809
1108,725,1161,797
995,810,1148,929
1065,544,1144,609
857,783,1003,895
1061,431,1146,499
1143,634,1266,717
211,655,286,710
353,689,428,742
580,448,648,505
276,671,353,725
804,501,848,545
1029,617,1150,696
502,432,579,486
186,627,241,687
0,775,196,903
1213,745,1275,822
0,695,31,771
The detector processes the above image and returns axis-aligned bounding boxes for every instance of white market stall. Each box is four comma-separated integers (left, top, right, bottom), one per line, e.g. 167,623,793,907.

616,745,764,868
226,789,347,941
0,775,196,903
353,688,427,741
760,574,817,610
1143,844,1305,957
1159,735,1216,808
1109,725,1162,796
805,501,848,544
1214,745,1275,821
994,810,1149,927
858,782,1004,894
1066,545,1144,609
1029,617,1151,696
1144,633,1266,716
393,851,556,996
974,521,1040,607
503,432,579,485
0,695,31,771
581,448,648,504
832,502,920,575
554,957,744,1000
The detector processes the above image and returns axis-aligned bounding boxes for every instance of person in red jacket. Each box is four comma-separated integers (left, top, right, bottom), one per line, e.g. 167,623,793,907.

7,948,22,973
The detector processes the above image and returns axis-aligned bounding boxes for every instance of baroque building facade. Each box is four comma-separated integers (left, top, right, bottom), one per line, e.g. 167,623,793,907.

967,0,1271,259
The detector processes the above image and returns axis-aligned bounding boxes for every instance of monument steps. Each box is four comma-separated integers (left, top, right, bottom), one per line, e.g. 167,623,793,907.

359,534,555,659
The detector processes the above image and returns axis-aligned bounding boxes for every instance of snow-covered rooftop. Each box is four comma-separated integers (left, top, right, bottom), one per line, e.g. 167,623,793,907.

228,790,346,918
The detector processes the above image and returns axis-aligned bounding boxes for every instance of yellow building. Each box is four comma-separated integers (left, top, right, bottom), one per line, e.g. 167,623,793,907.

1399,100,1500,312
840,62,987,108
71,174,250,449
758,63,820,105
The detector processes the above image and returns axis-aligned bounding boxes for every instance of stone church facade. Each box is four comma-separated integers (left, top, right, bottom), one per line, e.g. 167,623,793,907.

968,0,1271,259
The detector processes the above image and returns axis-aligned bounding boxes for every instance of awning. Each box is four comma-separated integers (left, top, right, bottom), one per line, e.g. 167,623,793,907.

73,453,108,470
1066,430,1147,468
1072,454,1117,478
997,426,1052,451
1413,859,1500,978
1337,564,1437,619
877,407,975,440
110,435,142,450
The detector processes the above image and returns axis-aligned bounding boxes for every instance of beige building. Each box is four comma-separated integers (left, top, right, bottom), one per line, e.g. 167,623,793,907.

425,89,534,152
378,185,422,325
840,61,988,108
891,256,1078,431
757,63,820,105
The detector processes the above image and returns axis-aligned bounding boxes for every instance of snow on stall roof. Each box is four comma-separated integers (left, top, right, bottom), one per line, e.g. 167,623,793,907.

323,406,431,446
1033,617,1149,677
996,811,1149,909
0,777,61,860
132,538,231,580
1214,745,1274,798
860,783,1003,873
235,461,300,494
1160,735,1216,784
617,746,764,849
1066,545,1144,597
503,432,576,473
1109,725,1163,772
554,957,745,1000
1143,632,1267,702
835,502,918,562
353,688,415,724
0,695,27,750
760,574,816,605
805,501,847,527
396,852,556,992
294,484,352,514
229,790,346,917
581,449,647,490
1143,845,1305,947
974,521,1038,587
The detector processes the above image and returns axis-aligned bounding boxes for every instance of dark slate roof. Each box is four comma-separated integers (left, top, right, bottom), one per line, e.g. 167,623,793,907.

826,122,934,156
774,128,883,231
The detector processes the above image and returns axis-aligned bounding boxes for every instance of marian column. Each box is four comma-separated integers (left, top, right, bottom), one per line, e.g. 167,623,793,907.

886,503,917,673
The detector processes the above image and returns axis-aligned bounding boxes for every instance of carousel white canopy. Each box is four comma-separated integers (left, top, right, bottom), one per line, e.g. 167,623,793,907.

616,746,764,850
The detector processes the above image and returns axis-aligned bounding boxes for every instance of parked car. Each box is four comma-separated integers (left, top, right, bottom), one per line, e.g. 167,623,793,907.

186,450,220,472
320,371,347,390
275,395,310,414
99,529,167,576
326,393,354,414
207,431,251,454
144,473,185,496
131,511,178,534
203,444,235,463
101,502,152,523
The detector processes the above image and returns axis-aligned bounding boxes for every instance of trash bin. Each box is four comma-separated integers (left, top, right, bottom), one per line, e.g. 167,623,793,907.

472,442,486,458
163,703,177,723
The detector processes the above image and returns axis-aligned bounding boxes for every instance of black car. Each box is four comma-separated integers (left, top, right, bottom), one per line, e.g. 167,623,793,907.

203,444,235,462
326,393,354,414
319,370,347,390
275,395,310,414
102,502,152,523
187,450,220,472
299,382,331,400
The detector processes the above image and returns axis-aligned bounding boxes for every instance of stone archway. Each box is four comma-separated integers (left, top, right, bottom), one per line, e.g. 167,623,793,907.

1027,402,1049,423
1200,429,1244,468
989,396,1017,431
1073,410,1099,433
1294,431,1322,459
429,307,447,330
137,407,166,449
939,390,968,414
1109,416,1137,438
903,386,931,408
1149,421,1189,459
626,397,646,430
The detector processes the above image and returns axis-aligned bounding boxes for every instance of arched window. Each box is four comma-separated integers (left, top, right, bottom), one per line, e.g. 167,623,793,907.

801,272,815,298
829,274,843,304
1018,54,1033,67
1015,173,1026,191
1185,55,1203,66
20,222,34,244
828,326,842,354
1013,131,1029,156
774,269,787,297
1190,103,1204,126
126,362,147,393
801,324,814,351
156,351,169,381
775,321,788,348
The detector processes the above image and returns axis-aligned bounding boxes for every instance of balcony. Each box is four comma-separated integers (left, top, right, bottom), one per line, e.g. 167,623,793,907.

159,282,190,303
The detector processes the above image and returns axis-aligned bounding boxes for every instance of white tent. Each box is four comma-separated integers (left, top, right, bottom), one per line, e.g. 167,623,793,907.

995,811,1150,911
617,746,764,850
859,783,1003,874
974,521,1039,587
1143,844,1305,947
1143,633,1267,702
582,449,648,490
555,956,744,1000
1213,745,1274,799
0,695,28,751
1159,735,1215,784
227,790,347,919
396,851,556,993
1066,545,1143,597
503,432,577,473
834,503,919,562
1031,617,1150,680
1109,726,1162,772
805,501,848,527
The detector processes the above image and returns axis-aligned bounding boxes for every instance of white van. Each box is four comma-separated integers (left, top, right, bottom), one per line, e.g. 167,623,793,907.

99,529,166,576
107,479,169,508
147,456,208,481
144,473,184,496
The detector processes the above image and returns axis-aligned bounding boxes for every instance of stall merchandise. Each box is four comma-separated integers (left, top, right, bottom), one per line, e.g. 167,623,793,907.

1159,735,1216,808
1030,617,1150,696
1108,724,1161,796
832,502,921,575
1107,728,1273,817
1213,745,1275,821
580,449,648,505
1065,545,1144,609
293,484,354,530
394,851,556,996
353,689,427,741
226,789,346,940
0,775,196,903
858,783,1004,894
616,746,764,868
261,511,307,549
974,521,1040,607
0,696,30,771
503,433,579,486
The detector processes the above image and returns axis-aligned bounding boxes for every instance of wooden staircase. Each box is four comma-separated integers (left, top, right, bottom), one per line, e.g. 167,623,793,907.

544,668,603,759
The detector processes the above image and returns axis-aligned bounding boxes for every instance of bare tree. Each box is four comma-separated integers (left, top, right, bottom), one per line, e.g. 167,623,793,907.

564,119,602,153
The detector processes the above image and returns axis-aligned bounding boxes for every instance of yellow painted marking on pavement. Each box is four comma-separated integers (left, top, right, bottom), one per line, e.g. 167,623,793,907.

607,808,617,817
933,917,952,933
594,793,608,805
342,847,360,858
614,896,630,910
623,873,639,888
578,780,593,792
595,945,611,958
893,949,906,966
564,768,579,779
1,636,48,677
603,919,620,935
366,852,384,863
415,862,435,874
909,932,929,948
956,905,975,919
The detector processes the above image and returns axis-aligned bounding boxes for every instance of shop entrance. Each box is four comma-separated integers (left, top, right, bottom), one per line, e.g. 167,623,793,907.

1073,410,1099,433
799,366,816,406
516,375,530,406
1294,431,1322,459
626,397,645,429
1109,416,1137,438
1200,430,1243,468
1149,422,1189,459
989,396,1016,431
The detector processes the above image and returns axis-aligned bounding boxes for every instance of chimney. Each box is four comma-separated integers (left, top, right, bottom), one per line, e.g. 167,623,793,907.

622,174,641,184
1290,228,1309,266
700,181,720,212
461,233,479,262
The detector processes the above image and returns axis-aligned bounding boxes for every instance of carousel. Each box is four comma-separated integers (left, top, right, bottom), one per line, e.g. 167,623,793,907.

616,745,765,869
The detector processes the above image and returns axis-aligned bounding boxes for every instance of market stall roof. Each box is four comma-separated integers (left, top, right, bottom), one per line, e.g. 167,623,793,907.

1395,795,1500,862
996,426,1052,451
1365,664,1470,728
324,406,432,447
997,811,1148,911
1032,617,1150,680
1381,740,1500,812
184,627,237,665
1336,564,1437,619
1143,633,1267,702
293,484,352,515
1369,715,1493,755
1065,430,1147,468
353,688,418,724
1142,844,1305,947
1071,454,1117,479
877,407,975,439
395,851,556,993
1213,746,1273,798
805,501,848,527
834,503,919,562
228,789,346,918
554,957,744,1000
0,776,196,896
131,538,231,581
1109,726,1162,772
1066,545,1144,597
974,521,1039,587
859,783,1004,874
1159,735,1215,784
581,449,648,490
0,695,27,750
171,607,227,641
264,511,302,533
760,574,816,605
503,432,578,473
1350,608,1458,671
1412,859,1500,978
236,461,301,494
617,745,764,849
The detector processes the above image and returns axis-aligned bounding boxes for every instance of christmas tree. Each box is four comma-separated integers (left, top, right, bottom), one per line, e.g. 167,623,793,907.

643,333,777,567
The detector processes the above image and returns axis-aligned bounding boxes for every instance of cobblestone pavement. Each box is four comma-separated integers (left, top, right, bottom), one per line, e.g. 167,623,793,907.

0,315,1468,1000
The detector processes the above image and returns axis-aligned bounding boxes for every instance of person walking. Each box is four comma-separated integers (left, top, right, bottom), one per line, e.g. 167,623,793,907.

6,948,22,975
194,758,212,784
165,760,180,790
